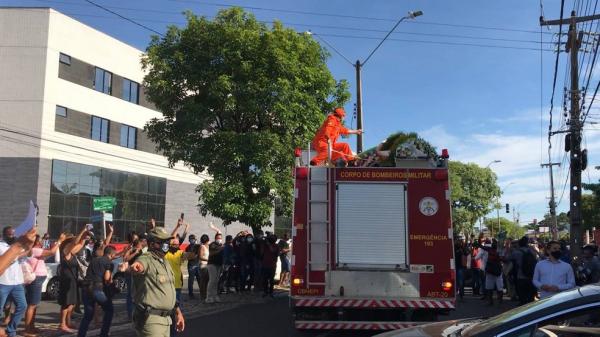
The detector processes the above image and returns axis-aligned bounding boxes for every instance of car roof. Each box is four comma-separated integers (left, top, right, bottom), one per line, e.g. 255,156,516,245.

464,285,600,336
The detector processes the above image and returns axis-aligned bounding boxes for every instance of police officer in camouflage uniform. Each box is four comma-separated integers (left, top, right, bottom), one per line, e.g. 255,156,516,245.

130,227,185,337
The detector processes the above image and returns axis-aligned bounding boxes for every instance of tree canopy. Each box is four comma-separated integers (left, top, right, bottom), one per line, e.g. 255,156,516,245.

582,182,600,230
483,217,525,240
142,8,350,229
449,161,501,236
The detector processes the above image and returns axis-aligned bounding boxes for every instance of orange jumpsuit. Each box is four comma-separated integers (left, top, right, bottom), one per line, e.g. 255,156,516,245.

310,114,354,165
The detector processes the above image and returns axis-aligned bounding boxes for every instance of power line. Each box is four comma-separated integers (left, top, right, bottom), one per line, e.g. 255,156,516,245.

316,33,555,52
171,0,555,35
83,0,163,36
29,1,558,46
0,125,208,178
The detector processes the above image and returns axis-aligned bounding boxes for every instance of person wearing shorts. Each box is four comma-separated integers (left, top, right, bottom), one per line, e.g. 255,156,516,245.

25,234,64,335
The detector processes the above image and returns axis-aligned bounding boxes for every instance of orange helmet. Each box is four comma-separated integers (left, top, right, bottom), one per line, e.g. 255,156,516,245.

333,107,346,118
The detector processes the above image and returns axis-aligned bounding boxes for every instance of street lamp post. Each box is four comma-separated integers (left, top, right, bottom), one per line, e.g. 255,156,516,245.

483,160,501,234
310,10,423,153
356,10,423,153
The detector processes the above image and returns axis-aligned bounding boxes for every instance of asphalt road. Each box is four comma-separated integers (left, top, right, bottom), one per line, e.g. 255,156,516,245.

169,294,518,337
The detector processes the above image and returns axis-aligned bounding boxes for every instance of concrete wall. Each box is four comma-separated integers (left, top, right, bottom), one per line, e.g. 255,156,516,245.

164,180,256,239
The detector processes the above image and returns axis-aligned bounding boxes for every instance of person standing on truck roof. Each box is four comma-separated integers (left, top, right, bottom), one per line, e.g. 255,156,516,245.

309,107,363,167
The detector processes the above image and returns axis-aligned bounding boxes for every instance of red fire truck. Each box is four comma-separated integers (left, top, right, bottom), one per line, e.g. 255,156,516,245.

290,149,456,330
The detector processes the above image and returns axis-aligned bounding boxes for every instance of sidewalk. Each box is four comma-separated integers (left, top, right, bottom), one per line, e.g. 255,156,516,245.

28,286,289,337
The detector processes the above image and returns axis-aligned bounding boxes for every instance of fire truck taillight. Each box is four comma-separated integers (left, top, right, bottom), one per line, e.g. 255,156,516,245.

442,281,453,291
294,147,302,157
292,278,304,286
441,149,449,159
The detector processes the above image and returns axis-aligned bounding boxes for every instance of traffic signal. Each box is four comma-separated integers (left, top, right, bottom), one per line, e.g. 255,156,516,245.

505,203,510,213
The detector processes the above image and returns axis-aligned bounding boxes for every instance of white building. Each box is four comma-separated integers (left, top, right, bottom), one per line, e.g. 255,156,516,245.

0,7,260,240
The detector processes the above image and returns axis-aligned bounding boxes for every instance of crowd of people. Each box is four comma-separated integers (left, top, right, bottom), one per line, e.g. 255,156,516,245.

0,217,291,337
454,233,598,306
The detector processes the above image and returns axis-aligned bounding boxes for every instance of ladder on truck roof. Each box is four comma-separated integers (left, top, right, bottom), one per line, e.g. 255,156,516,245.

307,166,330,287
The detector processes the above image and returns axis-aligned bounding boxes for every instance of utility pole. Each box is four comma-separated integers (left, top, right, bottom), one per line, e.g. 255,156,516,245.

356,60,363,153
541,10,600,257
541,162,561,240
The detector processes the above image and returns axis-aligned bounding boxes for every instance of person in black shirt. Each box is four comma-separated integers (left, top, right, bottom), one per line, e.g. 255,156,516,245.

186,235,201,299
77,246,117,337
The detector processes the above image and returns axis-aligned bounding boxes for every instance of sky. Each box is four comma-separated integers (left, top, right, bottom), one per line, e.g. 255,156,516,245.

5,0,600,226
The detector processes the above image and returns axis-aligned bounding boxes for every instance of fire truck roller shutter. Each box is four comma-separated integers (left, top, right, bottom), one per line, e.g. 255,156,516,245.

336,183,408,269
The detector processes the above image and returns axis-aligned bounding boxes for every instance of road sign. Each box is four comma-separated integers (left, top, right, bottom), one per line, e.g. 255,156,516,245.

93,197,116,211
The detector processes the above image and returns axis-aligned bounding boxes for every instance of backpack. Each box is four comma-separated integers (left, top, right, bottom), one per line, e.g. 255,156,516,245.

521,248,537,279
485,250,502,276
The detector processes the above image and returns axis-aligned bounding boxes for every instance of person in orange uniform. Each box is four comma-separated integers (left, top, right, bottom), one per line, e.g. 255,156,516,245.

310,107,363,166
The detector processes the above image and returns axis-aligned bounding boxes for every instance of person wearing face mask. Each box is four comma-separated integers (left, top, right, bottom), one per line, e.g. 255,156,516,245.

77,245,118,337
205,232,224,304
239,234,255,292
130,227,185,337
185,235,201,300
164,238,196,307
532,240,575,299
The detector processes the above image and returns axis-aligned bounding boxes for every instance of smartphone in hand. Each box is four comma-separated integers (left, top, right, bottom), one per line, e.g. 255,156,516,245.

86,223,94,231
180,213,185,220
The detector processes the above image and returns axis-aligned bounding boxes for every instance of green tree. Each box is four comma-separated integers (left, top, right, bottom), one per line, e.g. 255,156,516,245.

582,194,600,230
540,212,570,231
483,217,525,240
142,8,350,230
449,161,501,236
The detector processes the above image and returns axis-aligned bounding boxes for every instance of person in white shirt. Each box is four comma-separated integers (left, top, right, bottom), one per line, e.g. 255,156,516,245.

0,226,28,337
532,240,575,299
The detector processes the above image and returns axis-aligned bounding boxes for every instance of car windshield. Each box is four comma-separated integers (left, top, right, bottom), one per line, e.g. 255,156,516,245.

462,288,585,335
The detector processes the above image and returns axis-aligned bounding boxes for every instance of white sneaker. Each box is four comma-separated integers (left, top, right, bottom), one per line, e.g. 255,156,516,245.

205,298,214,304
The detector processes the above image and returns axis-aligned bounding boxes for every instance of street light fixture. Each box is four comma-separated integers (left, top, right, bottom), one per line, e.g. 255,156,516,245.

356,10,423,153
309,10,423,153
486,160,502,168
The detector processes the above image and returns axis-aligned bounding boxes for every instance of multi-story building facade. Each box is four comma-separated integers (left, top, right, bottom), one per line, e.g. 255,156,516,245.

0,7,262,240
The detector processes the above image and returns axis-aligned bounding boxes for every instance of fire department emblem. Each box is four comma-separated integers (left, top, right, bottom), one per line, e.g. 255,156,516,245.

419,197,438,216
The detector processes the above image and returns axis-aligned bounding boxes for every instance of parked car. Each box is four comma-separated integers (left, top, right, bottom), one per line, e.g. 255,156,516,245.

41,262,60,300
42,253,127,300
375,284,600,337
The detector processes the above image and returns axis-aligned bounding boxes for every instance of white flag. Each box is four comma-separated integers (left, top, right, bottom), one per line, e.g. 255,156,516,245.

15,201,36,236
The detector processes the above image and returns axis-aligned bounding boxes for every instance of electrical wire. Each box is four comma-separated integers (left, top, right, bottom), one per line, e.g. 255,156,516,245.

30,0,559,45
171,0,555,35
83,0,163,36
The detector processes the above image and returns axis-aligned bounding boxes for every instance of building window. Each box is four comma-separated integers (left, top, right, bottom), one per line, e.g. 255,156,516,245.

49,159,166,240
122,79,139,104
94,67,112,94
120,125,137,149
91,116,109,143
59,53,71,65
55,105,67,117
